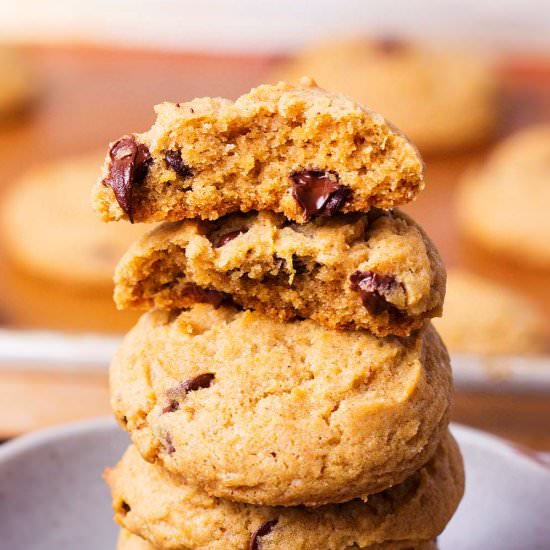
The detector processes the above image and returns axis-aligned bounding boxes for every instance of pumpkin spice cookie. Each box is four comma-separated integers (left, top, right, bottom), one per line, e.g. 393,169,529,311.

114,208,445,336
115,530,439,550
110,304,452,507
0,153,145,287
273,39,498,154
92,79,424,223
434,269,546,355
458,125,550,268
107,434,462,550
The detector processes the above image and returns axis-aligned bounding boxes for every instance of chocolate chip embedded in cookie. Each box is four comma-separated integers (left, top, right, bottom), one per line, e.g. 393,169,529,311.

110,304,452,506
113,209,445,336
108,433,463,550
93,79,424,223
102,136,152,222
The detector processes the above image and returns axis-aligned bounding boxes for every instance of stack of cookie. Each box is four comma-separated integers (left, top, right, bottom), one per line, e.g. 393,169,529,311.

98,79,464,550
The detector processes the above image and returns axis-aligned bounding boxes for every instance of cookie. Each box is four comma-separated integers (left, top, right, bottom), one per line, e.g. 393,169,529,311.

118,529,154,550
114,208,445,336
434,269,546,354
107,432,462,550
116,529,438,550
273,39,498,154
457,125,550,268
92,79,424,224
110,303,452,506
0,48,35,118
0,153,144,287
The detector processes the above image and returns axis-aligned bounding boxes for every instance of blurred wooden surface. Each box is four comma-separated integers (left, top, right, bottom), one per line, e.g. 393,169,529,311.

0,45,549,447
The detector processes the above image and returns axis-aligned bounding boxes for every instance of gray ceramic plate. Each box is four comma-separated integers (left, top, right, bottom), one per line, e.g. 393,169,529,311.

0,419,549,550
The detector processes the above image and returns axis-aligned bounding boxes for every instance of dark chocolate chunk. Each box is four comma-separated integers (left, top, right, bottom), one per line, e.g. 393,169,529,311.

163,373,215,414
168,373,215,399
120,501,131,514
186,284,227,308
290,170,351,219
102,135,151,222
249,519,278,550
350,270,401,316
164,149,193,178
215,229,244,248
163,433,176,454
291,254,308,275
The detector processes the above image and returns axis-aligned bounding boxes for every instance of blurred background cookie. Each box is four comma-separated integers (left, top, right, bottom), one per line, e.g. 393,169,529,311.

272,38,499,155
457,125,550,269
434,269,547,355
0,47,36,119
0,153,145,288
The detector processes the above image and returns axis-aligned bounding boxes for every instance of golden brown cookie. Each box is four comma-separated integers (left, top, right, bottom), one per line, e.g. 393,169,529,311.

110,304,452,506
274,39,498,154
458,125,550,268
0,153,145,287
92,79,424,224
434,269,546,354
107,433,461,550
118,529,155,550
114,209,445,336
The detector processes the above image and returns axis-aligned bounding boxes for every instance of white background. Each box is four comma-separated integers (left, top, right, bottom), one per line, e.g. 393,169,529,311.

2,0,550,54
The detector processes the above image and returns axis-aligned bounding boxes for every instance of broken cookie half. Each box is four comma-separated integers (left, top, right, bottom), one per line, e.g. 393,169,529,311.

114,209,444,336
93,78,424,224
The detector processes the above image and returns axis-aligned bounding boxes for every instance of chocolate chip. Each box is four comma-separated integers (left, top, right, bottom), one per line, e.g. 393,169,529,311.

164,149,193,178
290,170,351,219
350,270,401,316
214,229,244,248
249,519,278,550
102,135,151,222
186,284,227,308
291,254,308,275
120,501,131,514
373,37,408,55
164,373,215,413
163,433,176,454
171,373,215,395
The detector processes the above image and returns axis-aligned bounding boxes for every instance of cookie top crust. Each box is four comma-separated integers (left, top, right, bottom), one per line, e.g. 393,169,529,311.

108,433,462,550
114,209,445,336
93,79,424,223
110,304,452,506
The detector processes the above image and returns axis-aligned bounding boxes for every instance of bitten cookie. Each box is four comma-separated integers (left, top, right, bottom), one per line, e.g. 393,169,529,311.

274,39,498,154
107,433,462,550
92,79,424,223
0,153,144,287
458,125,550,268
114,208,445,336
434,269,546,354
110,304,452,506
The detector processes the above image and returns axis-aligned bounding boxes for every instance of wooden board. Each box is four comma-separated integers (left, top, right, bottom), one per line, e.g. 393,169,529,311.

0,45,549,447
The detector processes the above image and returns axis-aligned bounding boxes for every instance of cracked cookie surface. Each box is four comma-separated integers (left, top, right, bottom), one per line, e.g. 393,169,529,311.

114,209,444,336
110,304,452,506
108,433,462,550
93,79,424,223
